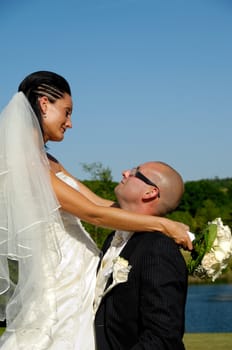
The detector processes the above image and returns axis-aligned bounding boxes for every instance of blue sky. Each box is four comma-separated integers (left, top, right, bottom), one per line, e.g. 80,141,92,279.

1,0,232,182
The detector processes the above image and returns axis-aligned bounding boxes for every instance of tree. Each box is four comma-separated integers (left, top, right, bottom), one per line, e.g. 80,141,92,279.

81,162,113,182
81,162,116,247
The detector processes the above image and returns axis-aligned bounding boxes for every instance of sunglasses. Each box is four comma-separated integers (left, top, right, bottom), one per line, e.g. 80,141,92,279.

130,168,160,198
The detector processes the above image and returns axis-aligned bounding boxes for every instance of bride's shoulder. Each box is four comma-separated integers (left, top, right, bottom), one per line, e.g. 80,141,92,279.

47,152,62,173
46,152,79,189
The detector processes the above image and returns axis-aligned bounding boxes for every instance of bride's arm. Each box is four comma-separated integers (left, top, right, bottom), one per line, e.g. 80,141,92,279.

60,165,114,206
50,172,192,250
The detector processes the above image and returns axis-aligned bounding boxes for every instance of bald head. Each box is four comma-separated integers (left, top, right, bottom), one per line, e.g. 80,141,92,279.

144,161,184,215
115,161,184,216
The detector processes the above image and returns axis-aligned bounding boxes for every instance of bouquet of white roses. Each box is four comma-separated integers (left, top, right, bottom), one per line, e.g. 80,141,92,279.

188,218,232,282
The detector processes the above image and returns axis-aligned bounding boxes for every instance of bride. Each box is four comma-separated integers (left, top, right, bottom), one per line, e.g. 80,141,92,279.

0,71,191,349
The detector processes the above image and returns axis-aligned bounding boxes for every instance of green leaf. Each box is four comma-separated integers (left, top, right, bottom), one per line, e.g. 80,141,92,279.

187,222,217,275
205,223,217,253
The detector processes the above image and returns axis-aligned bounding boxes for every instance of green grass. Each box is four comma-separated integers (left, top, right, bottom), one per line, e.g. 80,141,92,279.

1,328,231,349
184,333,232,350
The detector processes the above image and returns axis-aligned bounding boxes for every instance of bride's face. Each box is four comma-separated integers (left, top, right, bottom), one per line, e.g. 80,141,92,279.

40,93,73,143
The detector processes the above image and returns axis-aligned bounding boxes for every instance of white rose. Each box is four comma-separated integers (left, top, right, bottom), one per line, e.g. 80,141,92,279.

217,239,231,255
115,256,129,267
212,218,231,240
112,257,131,284
202,253,217,268
213,246,229,262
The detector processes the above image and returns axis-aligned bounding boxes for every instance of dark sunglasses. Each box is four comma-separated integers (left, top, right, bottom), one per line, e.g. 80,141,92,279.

130,168,160,198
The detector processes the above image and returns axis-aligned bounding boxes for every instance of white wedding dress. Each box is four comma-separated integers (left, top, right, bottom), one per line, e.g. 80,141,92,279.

0,172,100,350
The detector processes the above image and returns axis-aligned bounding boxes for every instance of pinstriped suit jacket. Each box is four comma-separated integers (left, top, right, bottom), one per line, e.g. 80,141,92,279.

94,231,188,350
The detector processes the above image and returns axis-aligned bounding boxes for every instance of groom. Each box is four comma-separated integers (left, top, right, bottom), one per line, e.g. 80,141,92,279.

94,161,188,349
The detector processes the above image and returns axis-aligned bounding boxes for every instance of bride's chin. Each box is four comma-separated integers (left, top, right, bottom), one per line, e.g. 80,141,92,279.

52,134,65,142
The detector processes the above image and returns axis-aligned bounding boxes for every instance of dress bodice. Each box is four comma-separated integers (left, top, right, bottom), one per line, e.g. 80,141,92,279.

56,171,100,256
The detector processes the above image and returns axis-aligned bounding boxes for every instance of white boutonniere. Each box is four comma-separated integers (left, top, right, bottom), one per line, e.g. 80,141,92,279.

102,256,132,296
188,218,232,281
94,256,132,313
112,256,132,284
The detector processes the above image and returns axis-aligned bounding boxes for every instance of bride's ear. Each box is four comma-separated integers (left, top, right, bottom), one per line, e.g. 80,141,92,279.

38,96,49,114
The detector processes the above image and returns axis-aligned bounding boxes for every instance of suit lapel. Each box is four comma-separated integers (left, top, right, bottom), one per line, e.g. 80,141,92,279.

104,232,140,291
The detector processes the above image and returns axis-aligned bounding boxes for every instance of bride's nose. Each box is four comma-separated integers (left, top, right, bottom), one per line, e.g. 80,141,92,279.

66,118,72,128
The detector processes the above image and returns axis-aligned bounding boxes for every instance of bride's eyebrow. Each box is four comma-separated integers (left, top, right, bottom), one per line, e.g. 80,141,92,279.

63,105,72,113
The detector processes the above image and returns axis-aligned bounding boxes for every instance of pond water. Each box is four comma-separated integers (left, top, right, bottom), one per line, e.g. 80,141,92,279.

186,284,232,332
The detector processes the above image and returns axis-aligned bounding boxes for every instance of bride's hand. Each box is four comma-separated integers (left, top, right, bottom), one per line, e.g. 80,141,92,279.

163,218,192,251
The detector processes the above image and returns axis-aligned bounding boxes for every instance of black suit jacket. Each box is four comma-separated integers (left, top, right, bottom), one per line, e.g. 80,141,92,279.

95,231,188,350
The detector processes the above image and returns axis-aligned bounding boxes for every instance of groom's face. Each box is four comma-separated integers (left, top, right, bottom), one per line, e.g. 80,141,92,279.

114,164,151,211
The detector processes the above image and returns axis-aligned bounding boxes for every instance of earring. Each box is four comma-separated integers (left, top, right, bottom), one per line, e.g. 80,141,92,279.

43,114,47,119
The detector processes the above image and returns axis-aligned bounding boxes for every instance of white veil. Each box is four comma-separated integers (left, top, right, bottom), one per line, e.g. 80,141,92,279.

0,92,63,343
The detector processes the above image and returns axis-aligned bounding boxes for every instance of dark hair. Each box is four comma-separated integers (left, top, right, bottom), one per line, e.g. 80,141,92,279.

18,71,71,133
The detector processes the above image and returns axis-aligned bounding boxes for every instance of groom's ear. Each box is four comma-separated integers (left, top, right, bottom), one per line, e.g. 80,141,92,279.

142,188,159,201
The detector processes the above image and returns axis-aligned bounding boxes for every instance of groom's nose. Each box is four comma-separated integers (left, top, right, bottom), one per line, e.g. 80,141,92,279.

122,169,130,179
